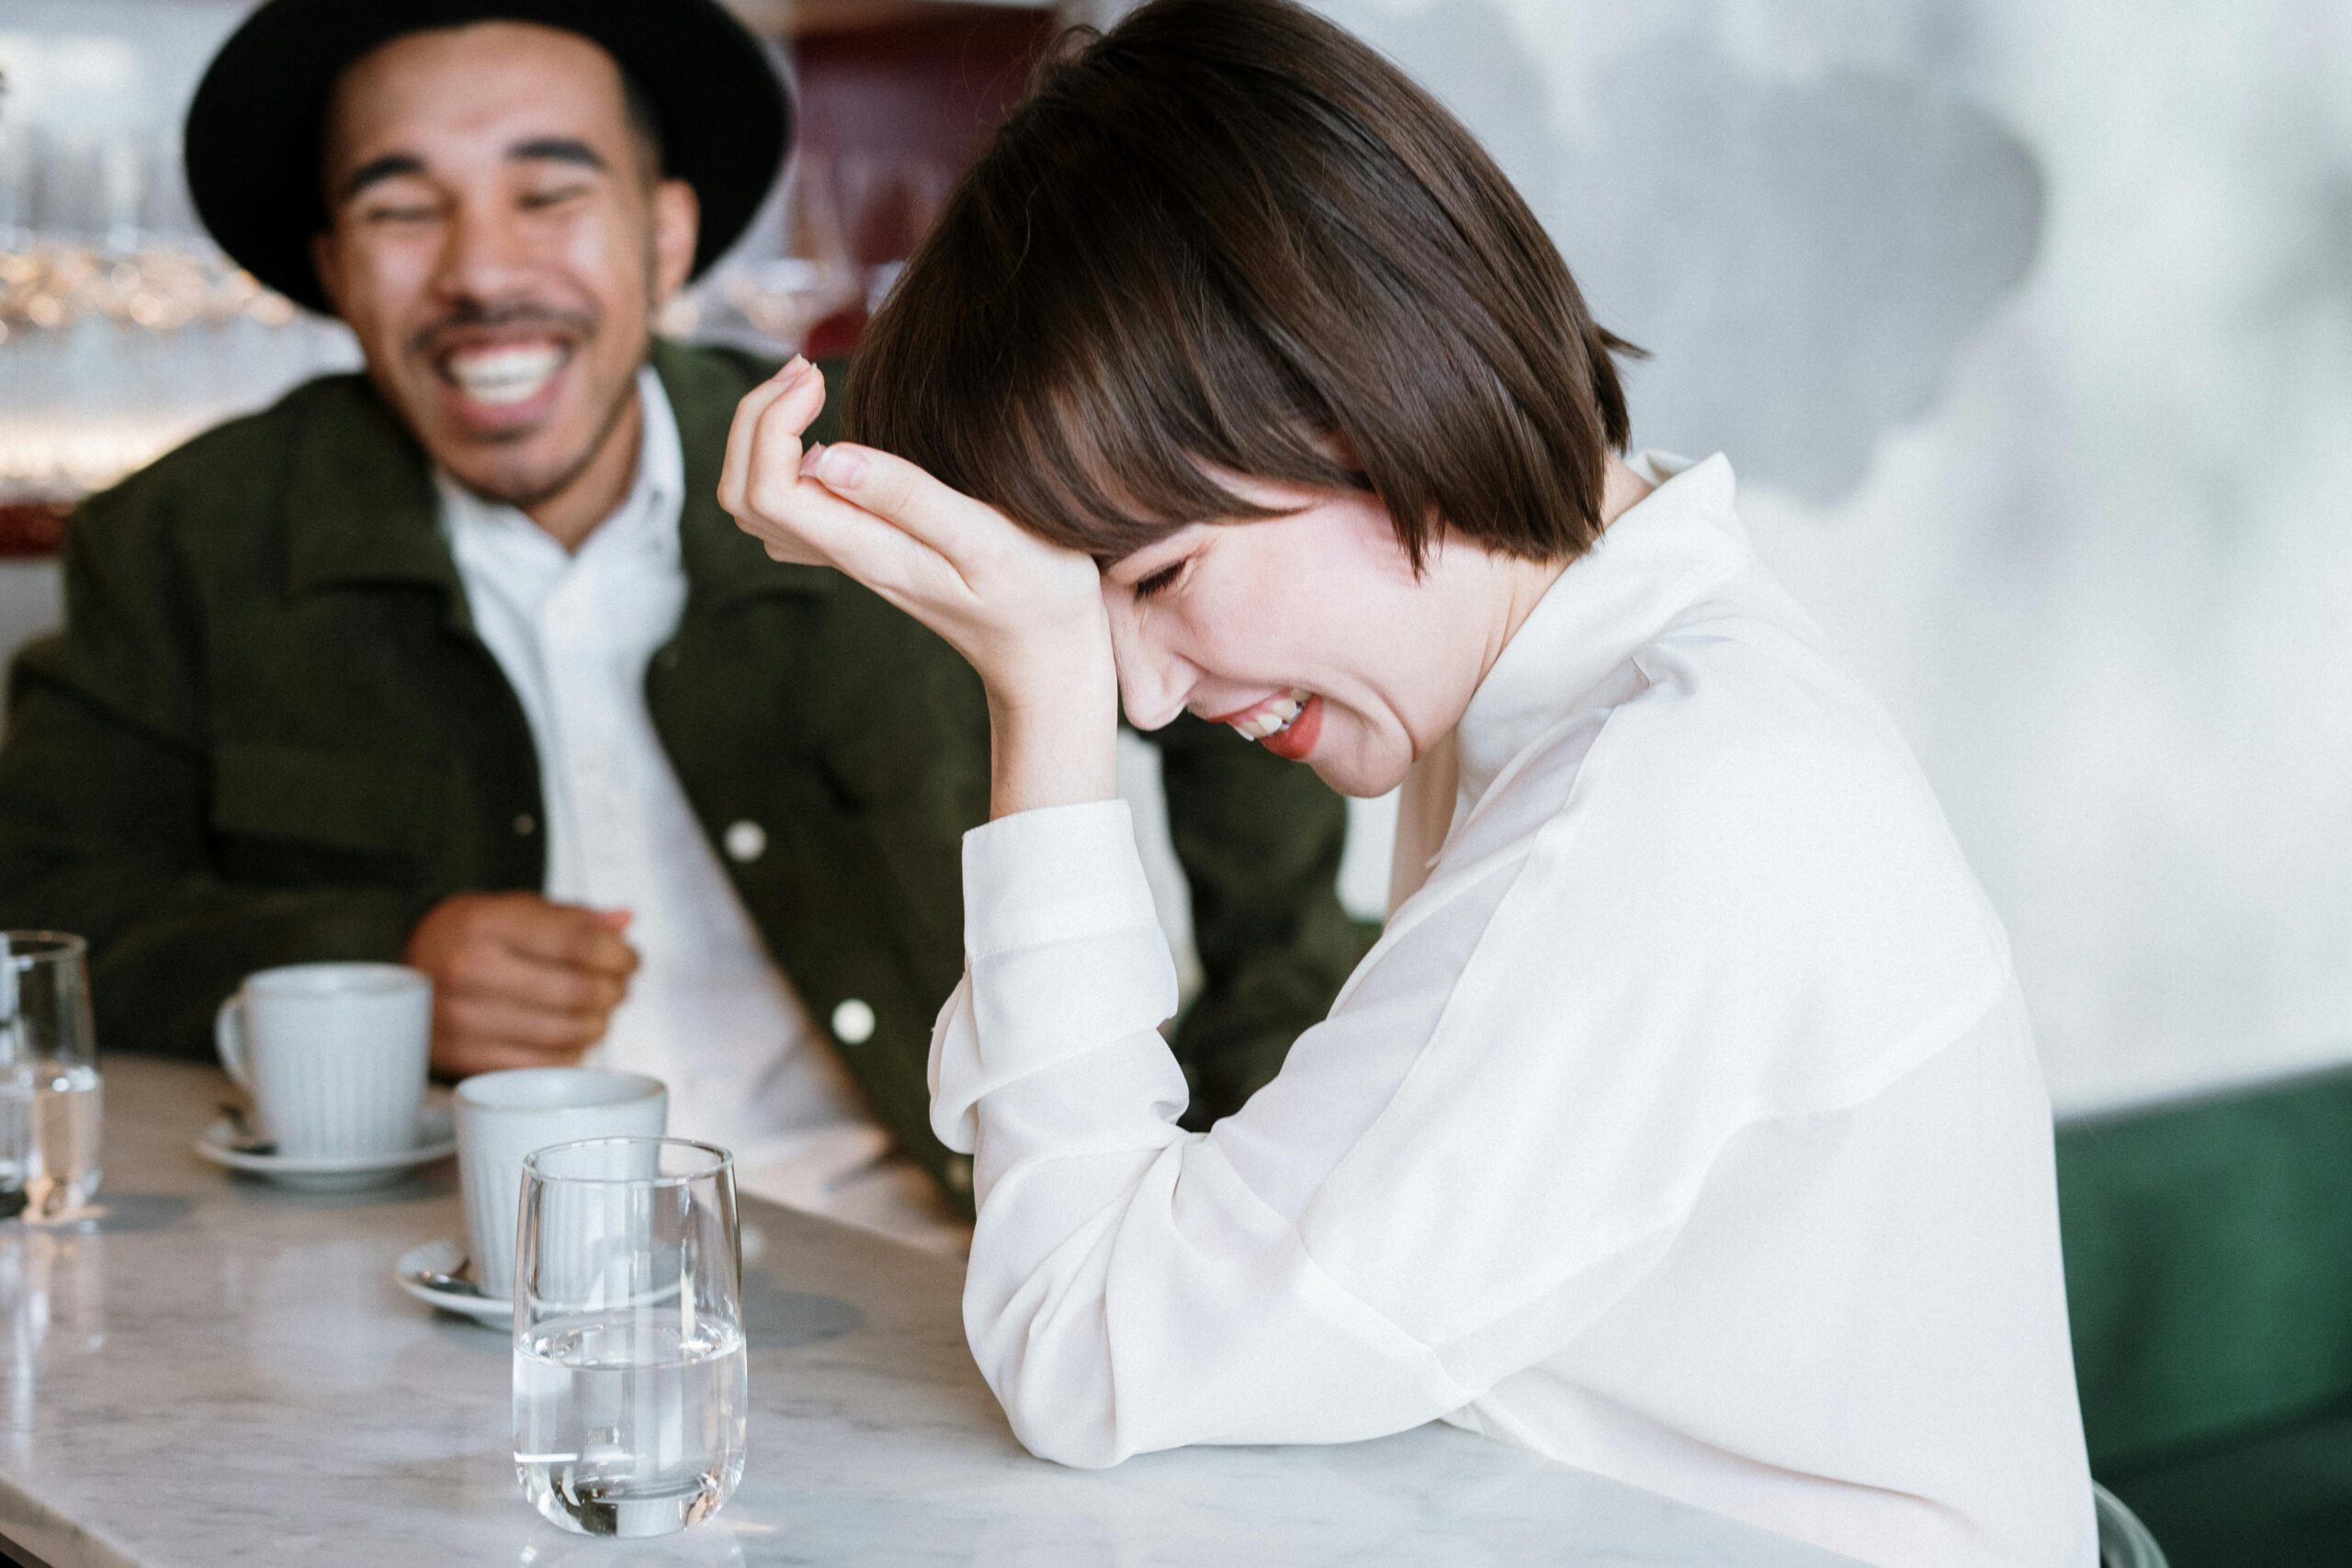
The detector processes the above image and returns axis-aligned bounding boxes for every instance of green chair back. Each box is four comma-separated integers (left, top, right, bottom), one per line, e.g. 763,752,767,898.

2058,1065,2352,1470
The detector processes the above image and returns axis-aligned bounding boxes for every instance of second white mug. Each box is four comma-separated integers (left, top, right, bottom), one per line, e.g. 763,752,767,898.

455,1066,668,1301
215,962,432,1159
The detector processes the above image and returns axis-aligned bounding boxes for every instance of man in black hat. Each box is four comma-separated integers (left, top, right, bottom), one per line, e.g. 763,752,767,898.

0,0,1367,1242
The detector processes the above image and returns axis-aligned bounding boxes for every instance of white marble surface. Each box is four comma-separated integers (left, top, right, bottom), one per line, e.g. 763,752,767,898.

0,1059,1862,1568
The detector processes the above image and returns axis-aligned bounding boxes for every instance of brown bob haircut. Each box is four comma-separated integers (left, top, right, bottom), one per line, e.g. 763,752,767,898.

844,0,1639,569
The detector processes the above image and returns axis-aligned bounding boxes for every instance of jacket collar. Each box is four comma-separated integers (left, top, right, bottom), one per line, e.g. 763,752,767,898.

1453,452,1752,813
282,338,835,612
281,375,458,603
654,338,838,610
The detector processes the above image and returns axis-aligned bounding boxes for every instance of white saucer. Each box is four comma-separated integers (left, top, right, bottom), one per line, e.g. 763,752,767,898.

394,1236,512,1325
194,1105,457,1192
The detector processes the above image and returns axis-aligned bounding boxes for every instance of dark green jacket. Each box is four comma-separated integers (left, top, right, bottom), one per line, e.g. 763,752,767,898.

0,340,1370,1205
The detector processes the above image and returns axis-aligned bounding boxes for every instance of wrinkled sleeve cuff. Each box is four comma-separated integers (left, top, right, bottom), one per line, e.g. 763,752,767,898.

962,800,1164,958
931,802,1181,1153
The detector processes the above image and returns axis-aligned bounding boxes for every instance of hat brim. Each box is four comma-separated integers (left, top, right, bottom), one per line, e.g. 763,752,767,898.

185,0,790,315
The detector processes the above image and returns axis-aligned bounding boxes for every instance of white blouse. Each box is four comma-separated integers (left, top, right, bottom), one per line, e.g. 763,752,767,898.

929,454,2098,1567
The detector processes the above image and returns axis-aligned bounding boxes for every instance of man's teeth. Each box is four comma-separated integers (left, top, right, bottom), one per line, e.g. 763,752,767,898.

1231,690,1310,741
446,344,566,406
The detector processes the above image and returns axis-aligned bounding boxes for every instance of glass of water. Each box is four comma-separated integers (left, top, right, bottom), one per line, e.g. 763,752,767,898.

0,932,102,1223
514,1136,746,1538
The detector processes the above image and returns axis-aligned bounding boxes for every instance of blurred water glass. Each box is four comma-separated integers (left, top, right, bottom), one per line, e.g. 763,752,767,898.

837,152,949,313
0,933,103,1223
514,1137,746,1539
720,152,862,354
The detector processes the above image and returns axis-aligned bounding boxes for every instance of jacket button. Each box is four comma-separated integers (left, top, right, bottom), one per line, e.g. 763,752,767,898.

722,819,766,863
830,998,876,1046
513,813,537,837
944,1156,972,1195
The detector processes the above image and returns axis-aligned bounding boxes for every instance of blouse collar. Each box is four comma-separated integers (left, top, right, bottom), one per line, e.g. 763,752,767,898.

1452,452,1752,813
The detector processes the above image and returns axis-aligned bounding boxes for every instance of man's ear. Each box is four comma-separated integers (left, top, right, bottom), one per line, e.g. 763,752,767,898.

650,177,700,306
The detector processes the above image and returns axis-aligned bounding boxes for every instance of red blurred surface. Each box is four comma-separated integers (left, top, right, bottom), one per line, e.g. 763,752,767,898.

795,8,1055,356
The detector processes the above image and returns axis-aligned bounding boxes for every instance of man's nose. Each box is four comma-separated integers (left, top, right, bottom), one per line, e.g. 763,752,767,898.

1104,593,1196,733
434,199,533,301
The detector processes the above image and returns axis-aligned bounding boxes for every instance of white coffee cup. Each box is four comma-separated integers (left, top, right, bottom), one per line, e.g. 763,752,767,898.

215,963,433,1159
456,1067,667,1300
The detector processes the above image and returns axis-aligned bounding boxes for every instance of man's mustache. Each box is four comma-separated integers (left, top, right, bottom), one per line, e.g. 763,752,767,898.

409,302,597,359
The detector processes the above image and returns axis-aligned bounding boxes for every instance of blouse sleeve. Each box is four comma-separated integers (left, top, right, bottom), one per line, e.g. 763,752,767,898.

932,692,2009,1468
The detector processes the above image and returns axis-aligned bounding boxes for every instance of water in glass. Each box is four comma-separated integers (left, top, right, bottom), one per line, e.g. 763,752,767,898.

17,1062,102,1218
514,1310,748,1537
514,1136,745,1538
0,1071,25,1218
0,934,100,1221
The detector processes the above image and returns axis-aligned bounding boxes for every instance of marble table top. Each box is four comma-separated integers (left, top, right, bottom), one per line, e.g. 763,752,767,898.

1,1057,1862,1568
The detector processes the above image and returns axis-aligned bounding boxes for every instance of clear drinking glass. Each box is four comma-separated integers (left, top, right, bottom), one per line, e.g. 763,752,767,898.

513,1137,746,1538
0,933,102,1222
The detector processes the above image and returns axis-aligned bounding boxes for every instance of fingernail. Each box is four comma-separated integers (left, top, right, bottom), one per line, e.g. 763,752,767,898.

778,355,811,384
814,446,865,488
799,441,828,476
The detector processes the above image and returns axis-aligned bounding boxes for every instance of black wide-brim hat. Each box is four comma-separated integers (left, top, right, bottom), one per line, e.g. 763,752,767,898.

185,0,790,315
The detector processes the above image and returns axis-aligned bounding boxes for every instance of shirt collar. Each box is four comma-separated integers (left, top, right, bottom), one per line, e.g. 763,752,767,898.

435,363,685,572
1453,451,1751,810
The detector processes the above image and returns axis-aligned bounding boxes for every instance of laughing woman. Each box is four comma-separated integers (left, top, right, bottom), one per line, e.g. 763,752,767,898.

720,1,2095,1561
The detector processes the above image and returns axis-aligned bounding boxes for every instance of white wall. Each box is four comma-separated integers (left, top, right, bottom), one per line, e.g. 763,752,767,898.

1283,0,2352,1111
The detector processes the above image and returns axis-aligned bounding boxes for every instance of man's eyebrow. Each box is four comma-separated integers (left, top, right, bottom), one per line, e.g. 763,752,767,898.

338,152,426,204
509,137,608,173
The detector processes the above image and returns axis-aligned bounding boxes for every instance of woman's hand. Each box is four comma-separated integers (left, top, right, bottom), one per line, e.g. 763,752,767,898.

718,358,1119,818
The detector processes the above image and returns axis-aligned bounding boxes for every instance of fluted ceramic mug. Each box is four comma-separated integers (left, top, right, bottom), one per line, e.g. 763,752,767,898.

455,1067,668,1301
215,962,433,1158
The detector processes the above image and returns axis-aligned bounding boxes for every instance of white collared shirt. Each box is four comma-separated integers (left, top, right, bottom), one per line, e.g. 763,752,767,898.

930,454,2097,1564
439,367,966,1254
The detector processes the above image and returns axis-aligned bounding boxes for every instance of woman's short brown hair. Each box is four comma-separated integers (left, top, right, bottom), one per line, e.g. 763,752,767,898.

844,0,1639,568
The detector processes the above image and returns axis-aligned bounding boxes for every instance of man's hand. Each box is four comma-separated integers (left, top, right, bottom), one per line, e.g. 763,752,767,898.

402,893,639,1077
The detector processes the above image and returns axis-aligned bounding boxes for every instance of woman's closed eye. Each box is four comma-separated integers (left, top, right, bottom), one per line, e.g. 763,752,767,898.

1132,559,1187,601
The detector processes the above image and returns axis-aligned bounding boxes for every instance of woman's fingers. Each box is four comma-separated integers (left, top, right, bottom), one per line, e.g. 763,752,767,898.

805,443,991,567
717,359,970,593
742,368,829,518
719,363,840,568
716,359,797,516
757,465,956,593
722,389,953,592
718,356,825,519
722,378,1108,694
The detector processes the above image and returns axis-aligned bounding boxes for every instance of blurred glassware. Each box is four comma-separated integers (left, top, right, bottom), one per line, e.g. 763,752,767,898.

513,1136,746,1539
837,151,949,315
720,152,863,355
0,932,103,1224
0,124,305,336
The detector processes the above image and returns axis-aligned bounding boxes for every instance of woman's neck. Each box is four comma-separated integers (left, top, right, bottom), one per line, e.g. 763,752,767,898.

1483,452,1655,688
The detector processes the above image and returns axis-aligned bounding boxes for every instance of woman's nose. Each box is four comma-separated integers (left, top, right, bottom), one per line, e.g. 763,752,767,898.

1104,592,1196,732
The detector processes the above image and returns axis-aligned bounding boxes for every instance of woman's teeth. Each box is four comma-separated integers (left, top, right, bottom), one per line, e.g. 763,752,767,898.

1230,690,1310,741
445,344,567,406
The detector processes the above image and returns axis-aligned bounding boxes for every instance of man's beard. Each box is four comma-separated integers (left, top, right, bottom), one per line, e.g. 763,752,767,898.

414,288,655,513
478,367,643,513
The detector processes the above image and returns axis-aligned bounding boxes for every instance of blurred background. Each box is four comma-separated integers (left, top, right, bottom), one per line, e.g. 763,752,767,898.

5,0,2343,1121
2,0,2348,1557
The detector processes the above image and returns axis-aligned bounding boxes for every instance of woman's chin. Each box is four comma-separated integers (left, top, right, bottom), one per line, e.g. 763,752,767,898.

1311,751,1411,799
